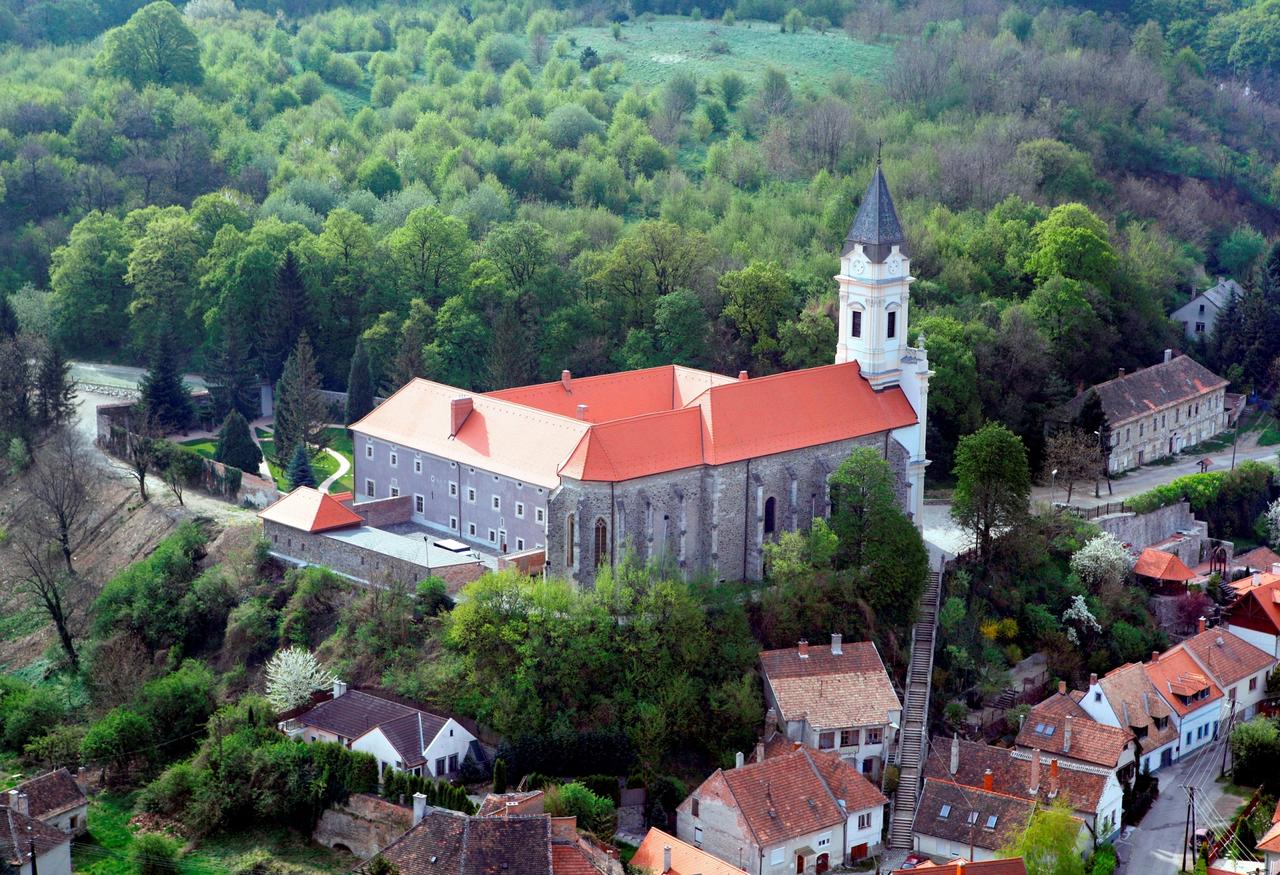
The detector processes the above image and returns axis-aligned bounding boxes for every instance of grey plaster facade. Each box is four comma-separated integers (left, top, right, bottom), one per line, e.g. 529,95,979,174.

545,433,910,587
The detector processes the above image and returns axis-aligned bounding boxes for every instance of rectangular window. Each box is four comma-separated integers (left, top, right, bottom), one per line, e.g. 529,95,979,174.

389,479,399,498
1250,676,1259,691
365,443,373,459
448,753,458,772
468,522,477,536
939,805,951,820
488,529,497,544
390,449,398,467
692,798,699,818
851,310,862,338
435,757,446,776
887,310,897,339
840,729,858,747
866,727,883,744
857,813,871,830
817,834,831,848
449,481,458,497
414,456,422,473
467,487,476,503
516,502,525,518
415,494,425,514
694,826,703,847
818,732,835,749
449,516,458,531
1195,322,1206,333
770,848,784,865
1229,687,1237,701
536,507,545,524
985,815,998,830
516,537,525,550
365,479,375,498
492,495,501,511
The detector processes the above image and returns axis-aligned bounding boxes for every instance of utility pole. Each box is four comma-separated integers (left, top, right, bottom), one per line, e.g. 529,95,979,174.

1220,699,1237,778
1182,786,1193,873
29,836,38,875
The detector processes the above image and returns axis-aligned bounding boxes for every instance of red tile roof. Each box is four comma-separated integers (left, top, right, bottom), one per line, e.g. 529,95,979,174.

691,748,887,847
1233,547,1280,572
8,769,85,821
1144,648,1223,716
1055,355,1228,425
1228,576,1280,633
371,809,552,875
912,779,1037,852
924,739,1109,815
1134,548,1196,582
895,858,1029,874
1179,629,1275,688
1258,802,1280,853
1015,694,1132,769
632,829,746,875
353,362,918,486
258,486,364,533
759,640,901,729
0,806,68,867
477,791,545,817
1097,662,1179,749
550,843,600,875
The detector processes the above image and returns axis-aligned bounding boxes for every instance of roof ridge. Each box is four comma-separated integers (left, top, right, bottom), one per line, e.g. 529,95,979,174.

926,776,1038,805
800,748,846,820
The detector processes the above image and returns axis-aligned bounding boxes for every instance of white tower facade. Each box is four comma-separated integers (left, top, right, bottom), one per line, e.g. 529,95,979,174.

834,163,932,525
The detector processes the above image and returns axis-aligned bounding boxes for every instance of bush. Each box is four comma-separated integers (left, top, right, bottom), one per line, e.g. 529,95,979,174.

93,522,209,652
224,597,279,664
495,731,634,782
133,832,181,875
544,103,604,148
216,410,262,474
479,33,525,71
1230,717,1280,782
23,724,87,771
544,782,616,837
81,707,154,778
322,54,362,87
2,687,66,751
1090,843,1117,875
136,661,218,761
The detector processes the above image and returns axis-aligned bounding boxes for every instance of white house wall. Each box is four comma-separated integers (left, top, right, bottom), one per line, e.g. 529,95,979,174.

423,719,476,777
1226,625,1279,660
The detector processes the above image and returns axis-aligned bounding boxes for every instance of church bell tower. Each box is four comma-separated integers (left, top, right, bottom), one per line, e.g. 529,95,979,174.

834,157,932,524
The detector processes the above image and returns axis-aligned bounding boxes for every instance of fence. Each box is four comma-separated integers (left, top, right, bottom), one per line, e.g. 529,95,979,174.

1208,784,1266,864
1069,501,1131,520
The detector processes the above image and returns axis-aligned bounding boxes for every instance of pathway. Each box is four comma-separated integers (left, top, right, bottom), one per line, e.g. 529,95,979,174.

317,447,350,493
888,564,943,850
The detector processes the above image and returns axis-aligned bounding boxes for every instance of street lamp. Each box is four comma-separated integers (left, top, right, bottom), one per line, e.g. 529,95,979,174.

1050,468,1058,506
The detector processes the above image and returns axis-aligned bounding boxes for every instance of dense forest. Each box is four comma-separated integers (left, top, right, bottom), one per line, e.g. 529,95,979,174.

0,0,1278,476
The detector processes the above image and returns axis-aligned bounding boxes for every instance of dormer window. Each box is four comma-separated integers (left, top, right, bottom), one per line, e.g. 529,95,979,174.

967,811,979,825
938,805,951,820
985,815,999,830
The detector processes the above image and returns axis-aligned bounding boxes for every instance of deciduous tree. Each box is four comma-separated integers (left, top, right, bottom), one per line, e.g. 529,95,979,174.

99,1,203,89
265,647,335,711
952,423,1031,561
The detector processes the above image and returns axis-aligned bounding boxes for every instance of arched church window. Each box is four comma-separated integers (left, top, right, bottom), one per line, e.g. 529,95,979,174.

850,309,863,338
593,518,608,568
886,309,897,339
764,497,776,535
566,514,575,566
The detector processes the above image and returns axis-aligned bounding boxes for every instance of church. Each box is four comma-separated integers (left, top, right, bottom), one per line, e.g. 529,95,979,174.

349,165,931,586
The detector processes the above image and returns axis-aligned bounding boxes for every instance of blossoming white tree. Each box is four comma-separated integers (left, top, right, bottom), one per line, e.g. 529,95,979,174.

1070,532,1133,591
265,647,335,711
1062,594,1102,645
1265,497,1280,547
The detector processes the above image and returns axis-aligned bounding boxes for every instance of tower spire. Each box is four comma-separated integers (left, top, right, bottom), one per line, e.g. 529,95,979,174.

842,160,906,264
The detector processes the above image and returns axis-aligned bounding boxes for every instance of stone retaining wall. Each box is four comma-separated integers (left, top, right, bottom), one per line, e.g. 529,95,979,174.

312,793,411,858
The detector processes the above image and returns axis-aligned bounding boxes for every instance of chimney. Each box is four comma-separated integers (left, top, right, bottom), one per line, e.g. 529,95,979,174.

755,741,765,764
11,792,28,816
1048,759,1060,798
1028,751,1041,794
738,370,749,381
561,369,572,391
1089,672,1098,686
798,639,809,659
412,792,427,825
663,845,672,873
982,768,993,792
1118,367,1126,378
449,397,473,437
1151,651,1160,663
77,766,88,793
505,800,518,817
333,679,347,699
831,632,843,655
950,735,960,776
1064,716,1073,753
1058,680,1067,695
1271,564,1280,575
765,707,778,735
1164,348,1173,363
1198,616,1206,635
576,403,589,420
736,751,745,768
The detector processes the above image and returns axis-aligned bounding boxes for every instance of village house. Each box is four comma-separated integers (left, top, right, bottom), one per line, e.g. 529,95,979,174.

1227,573,1280,660
4,770,88,837
279,681,477,780
359,801,621,875
348,165,932,587
259,486,487,591
1170,278,1242,342
758,634,901,780
1015,682,1136,786
893,857,1029,875
1078,664,1181,773
1051,352,1230,473
631,828,748,875
911,778,1038,863
0,799,72,875
1178,620,1276,720
676,746,888,873
1144,646,1224,758
925,737,1122,845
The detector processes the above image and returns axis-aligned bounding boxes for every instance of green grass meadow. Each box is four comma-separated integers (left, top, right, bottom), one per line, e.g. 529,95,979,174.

234,426,354,494
562,18,892,90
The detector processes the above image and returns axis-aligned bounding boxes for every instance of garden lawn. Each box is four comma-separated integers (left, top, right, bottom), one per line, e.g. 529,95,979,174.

255,427,353,494
560,17,892,91
74,791,350,874
179,438,218,460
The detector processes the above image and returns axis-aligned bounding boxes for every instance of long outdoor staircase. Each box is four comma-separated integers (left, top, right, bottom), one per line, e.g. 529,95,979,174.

888,567,943,850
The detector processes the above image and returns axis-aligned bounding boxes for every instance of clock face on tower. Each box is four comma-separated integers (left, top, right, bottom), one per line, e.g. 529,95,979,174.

886,254,904,276
850,256,869,277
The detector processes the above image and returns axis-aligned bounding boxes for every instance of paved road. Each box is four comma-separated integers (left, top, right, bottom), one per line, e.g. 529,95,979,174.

1116,736,1246,875
70,361,207,392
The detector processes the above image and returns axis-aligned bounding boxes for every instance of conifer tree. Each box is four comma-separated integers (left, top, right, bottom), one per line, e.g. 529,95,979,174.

215,410,263,474
492,758,508,794
209,321,260,420
346,337,375,425
140,326,194,431
34,341,75,428
0,294,17,339
261,250,310,382
273,332,328,464
287,444,317,490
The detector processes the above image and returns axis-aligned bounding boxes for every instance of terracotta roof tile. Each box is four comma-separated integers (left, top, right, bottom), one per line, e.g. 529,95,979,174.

477,791,545,817
1015,695,1132,769
1134,549,1196,582
1233,547,1280,572
1228,576,1280,632
1055,355,1228,425
760,641,901,729
1097,663,1180,749
912,779,1036,852
924,739,1109,815
258,486,364,533
1257,802,1280,853
0,806,68,867
487,366,736,421
8,769,85,821
695,748,886,847
632,829,747,875
1144,648,1223,716
550,843,601,875
895,858,1028,875
1179,629,1275,688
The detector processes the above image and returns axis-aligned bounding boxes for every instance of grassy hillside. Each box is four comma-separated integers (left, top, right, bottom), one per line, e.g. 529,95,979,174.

562,17,892,90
